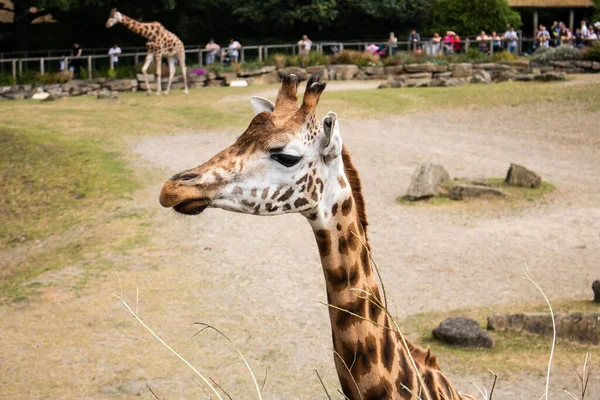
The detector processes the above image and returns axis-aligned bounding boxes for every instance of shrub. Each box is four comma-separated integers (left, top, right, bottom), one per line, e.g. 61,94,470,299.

463,47,487,62
79,69,89,80
266,53,287,69
531,45,583,64
489,51,518,62
582,43,600,61
306,51,330,66
330,50,379,66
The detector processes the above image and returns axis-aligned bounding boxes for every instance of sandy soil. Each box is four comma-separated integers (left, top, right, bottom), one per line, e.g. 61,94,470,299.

1,85,599,399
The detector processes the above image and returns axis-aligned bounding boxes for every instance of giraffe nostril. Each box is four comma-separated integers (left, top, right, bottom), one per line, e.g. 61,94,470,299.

172,172,198,182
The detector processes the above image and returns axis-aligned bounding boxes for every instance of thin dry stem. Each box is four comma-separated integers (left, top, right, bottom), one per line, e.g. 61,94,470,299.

521,263,556,400
333,349,364,400
352,231,388,309
209,377,233,400
112,293,223,400
312,364,331,400
146,384,161,399
191,322,263,400
488,369,498,400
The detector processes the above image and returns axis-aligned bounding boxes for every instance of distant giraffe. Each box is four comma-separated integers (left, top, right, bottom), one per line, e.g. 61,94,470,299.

159,74,477,399
106,8,188,95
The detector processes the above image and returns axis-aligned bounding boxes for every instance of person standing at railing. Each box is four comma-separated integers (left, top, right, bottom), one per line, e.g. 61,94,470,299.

491,31,502,53
408,30,421,52
503,26,518,54
205,39,220,65
442,31,454,54
108,43,122,69
452,33,462,53
476,31,490,54
431,33,442,55
226,39,241,64
536,25,551,49
70,42,83,78
388,32,398,56
559,23,572,44
549,21,560,47
297,35,312,67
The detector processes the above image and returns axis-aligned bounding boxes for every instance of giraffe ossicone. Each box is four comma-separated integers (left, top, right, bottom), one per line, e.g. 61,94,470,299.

159,75,476,400
105,8,188,95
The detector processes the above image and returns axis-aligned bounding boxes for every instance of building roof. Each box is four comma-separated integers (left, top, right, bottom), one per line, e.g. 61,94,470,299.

508,0,594,7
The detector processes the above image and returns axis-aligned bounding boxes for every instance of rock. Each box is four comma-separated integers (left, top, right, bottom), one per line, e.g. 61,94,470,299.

378,82,390,89
575,61,593,69
360,66,385,75
366,74,387,80
494,71,517,83
488,313,600,345
507,60,530,69
328,65,358,81
550,61,575,68
3,92,25,100
534,72,566,81
405,163,450,200
404,63,448,73
515,74,535,82
476,63,512,71
306,65,326,74
250,71,280,85
384,65,403,75
205,79,225,87
505,163,541,188
31,92,50,100
450,63,473,78
277,67,308,81
433,71,453,78
389,80,405,88
407,78,432,88
433,318,494,348
102,79,135,91
471,70,492,84
217,72,238,85
399,72,432,80
593,62,600,71
97,88,112,99
593,281,600,303
41,93,58,102
238,66,276,77
439,78,464,87
354,70,368,80
137,73,154,82
448,184,508,200
0,86,12,94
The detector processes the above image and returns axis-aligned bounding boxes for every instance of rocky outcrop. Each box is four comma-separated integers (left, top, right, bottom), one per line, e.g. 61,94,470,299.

450,63,473,78
328,64,359,80
405,163,450,200
505,163,541,188
488,313,600,344
471,70,492,84
534,71,566,81
448,184,508,200
404,63,448,73
433,318,494,348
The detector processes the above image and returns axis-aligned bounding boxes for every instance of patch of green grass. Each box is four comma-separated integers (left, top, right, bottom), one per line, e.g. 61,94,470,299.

486,178,556,202
400,298,599,375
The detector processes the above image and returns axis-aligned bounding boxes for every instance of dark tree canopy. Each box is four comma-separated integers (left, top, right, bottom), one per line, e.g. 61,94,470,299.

0,0,529,51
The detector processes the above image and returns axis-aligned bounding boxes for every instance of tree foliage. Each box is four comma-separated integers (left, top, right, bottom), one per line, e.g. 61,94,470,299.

431,0,522,35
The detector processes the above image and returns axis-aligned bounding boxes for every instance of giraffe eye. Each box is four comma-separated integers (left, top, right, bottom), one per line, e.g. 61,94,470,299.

271,153,301,167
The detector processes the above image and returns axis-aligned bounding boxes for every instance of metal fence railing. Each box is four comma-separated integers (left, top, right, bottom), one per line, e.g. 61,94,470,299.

1,37,595,81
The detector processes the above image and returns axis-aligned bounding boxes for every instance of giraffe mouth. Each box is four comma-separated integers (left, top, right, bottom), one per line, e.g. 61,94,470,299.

173,199,209,215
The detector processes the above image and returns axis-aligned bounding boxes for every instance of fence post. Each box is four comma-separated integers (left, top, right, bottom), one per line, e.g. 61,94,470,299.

18,60,23,77
40,58,45,74
489,40,494,55
259,46,263,62
135,52,140,65
292,46,296,56
265,46,269,60
12,60,17,83
220,49,224,65
198,48,203,66
518,30,523,55
109,54,114,70
241,47,245,63
87,56,92,79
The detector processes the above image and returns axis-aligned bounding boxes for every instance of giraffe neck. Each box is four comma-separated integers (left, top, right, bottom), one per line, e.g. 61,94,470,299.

304,157,467,399
120,14,159,41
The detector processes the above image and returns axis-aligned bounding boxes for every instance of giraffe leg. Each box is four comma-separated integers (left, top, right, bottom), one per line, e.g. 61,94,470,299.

155,53,163,96
141,53,154,96
178,51,188,94
165,57,176,95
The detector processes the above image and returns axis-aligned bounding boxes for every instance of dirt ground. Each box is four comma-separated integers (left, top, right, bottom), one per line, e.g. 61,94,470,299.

1,81,599,399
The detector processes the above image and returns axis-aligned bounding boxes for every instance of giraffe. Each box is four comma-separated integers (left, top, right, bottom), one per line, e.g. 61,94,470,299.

159,75,477,400
105,8,188,95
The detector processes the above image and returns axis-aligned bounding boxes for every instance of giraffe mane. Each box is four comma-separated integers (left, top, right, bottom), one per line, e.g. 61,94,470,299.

341,144,369,243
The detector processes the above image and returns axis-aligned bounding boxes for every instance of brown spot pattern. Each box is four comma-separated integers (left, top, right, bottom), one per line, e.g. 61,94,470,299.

294,197,309,208
315,230,331,257
341,197,353,216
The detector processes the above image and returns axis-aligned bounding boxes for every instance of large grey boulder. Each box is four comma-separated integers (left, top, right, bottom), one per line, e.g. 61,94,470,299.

328,65,358,81
534,72,566,81
404,63,448,73
433,318,494,348
450,63,473,78
448,184,507,200
488,313,600,344
405,163,450,200
505,163,541,188
593,280,600,303
471,70,492,84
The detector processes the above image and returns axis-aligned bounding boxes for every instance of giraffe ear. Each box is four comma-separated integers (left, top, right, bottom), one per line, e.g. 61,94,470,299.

250,96,275,116
322,111,342,161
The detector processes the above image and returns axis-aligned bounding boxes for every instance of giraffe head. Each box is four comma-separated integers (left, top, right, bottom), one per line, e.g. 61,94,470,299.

105,8,122,28
159,74,345,218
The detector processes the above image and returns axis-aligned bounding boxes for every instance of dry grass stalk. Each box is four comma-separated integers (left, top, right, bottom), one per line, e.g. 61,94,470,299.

333,349,364,400
146,384,161,399
521,263,556,400
312,364,332,399
191,322,263,400
111,269,223,400
565,352,592,399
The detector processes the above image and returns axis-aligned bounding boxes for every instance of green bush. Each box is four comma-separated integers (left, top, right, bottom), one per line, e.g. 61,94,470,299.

0,73,16,86
463,47,487,62
582,43,600,61
531,45,583,64
330,50,379,66
489,51,518,62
